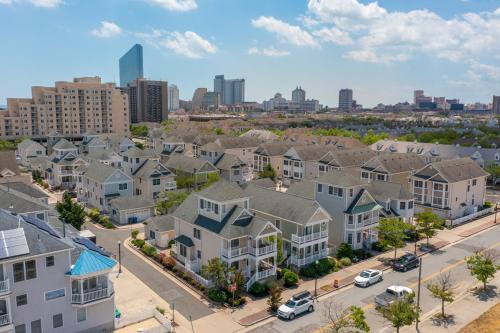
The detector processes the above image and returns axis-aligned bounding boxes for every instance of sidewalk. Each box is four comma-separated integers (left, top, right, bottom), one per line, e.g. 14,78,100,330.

234,211,499,326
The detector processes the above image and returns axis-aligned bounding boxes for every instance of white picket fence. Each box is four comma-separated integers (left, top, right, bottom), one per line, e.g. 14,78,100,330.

448,207,493,227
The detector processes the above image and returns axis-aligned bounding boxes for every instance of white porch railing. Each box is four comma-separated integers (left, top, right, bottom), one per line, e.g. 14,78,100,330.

71,283,114,304
221,246,249,259
257,267,276,280
185,259,200,273
0,314,10,326
191,272,213,288
448,208,493,227
290,249,328,267
291,230,328,244
0,279,10,294
249,243,277,257
245,274,257,291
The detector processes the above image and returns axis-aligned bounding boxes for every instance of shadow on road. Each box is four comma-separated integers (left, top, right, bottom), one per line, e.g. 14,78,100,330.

472,285,498,302
430,313,456,328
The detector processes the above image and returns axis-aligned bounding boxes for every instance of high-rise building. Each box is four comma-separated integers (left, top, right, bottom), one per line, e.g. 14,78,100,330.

127,78,168,123
119,44,143,88
338,89,353,111
213,75,245,105
192,88,208,110
292,86,306,103
414,90,424,104
433,97,446,110
493,95,500,114
214,75,225,103
201,92,220,109
168,84,180,111
0,77,129,139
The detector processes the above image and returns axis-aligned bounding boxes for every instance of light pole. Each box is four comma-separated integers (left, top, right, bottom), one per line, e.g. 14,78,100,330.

118,241,122,274
314,260,319,300
495,202,498,224
416,257,423,331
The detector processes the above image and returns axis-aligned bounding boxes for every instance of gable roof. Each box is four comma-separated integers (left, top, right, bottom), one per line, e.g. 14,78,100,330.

315,168,368,187
109,196,155,210
345,188,382,214
319,148,376,168
286,179,315,199
52,138,77,150
414,157,489,183
240,129,279,141
18,139,44,151
254,142,293,156
133,159,173,178
362,152,427,174
0,182,48,199
164,155,218,174
144,215,175,232
197,180,247,202
285,145,335,161
121,146,157,159
0,151,21,176
214,153,246,170
0,188,47,213
214,137,260,149
81,162,131,183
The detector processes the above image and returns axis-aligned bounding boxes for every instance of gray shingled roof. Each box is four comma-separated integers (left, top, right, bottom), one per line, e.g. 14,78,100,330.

80,162,126,183
144,215,175,232
133,160,173,178
362,152,427,174
254,142,294,156
18,139,44,151
414,157,489,183
319,148,376,168
215,137,260,149
0,151,21,176
109,196,155,210
315,168,368,187
52,138,77,150
121,146,156,158
0,182,48,199
197,180,247,202
285,145,335,161
214,153,246,171
164,155,218,174
367,181,413,201
240,129,279,141
0,189,47,213
286,179,315,199
240,178,276,190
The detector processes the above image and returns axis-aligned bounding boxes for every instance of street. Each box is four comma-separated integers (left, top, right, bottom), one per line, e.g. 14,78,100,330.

84,222,214,321
247,224,500,333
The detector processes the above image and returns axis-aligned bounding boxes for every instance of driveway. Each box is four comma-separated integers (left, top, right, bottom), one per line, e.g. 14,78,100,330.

84,222,214,321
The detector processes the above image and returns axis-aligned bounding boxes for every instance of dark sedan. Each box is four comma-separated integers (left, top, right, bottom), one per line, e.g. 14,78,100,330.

394,253,419,272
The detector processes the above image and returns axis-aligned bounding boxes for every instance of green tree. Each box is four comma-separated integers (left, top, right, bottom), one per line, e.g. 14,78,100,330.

415,211,445,248
259,164,277,181
214,128,224,135
426,271,455,318
378,294,419,333
129,124,149,137
55,191,86,230
31,170,43,183
201,258,233,290
361,130,389,145
322,301,370,333
267,284,282,312
276,236,284,263
87,207,100,223
155,191,188,215
466,249,499,291
377,218,410,264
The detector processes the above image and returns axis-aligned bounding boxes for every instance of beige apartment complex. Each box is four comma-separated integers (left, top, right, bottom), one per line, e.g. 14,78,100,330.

0,77,129,139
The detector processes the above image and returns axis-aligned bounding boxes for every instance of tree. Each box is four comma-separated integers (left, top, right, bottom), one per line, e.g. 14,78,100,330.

214,128,224,135
415,211,444,248
87,207,100,223
267,284,282,312
322,300,369,333
259,164,277,181
466,248,499,291
201,258,233,290
56,191,86,230
426,271,455,318
155,191,188,215
377,218,410,264
129,124,149,137
378,294,419,333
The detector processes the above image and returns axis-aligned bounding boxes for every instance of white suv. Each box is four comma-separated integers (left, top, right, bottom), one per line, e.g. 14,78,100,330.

278,291,314,320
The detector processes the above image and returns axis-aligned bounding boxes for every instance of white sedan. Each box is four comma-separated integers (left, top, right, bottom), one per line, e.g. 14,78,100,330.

354,269,383,287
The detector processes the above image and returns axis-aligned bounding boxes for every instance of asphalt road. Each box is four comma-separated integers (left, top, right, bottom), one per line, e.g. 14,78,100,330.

248,224,500,333
84,222,214,321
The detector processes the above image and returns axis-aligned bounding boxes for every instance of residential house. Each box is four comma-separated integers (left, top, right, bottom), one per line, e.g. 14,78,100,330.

16,139,46,167
282,145,334,184
411,158,489,219
192,135,225,158
0,209,116,333
0,181,49,206
253,142,293,179
109,197,155,225
317,148,376,175
0,151,22,182
213,153,250,184
155,134,197,158
83,149,123,168
171,181,280,290
198,137,260,167
46,139,87,190
144,215,176,248
0,187,49,221
164,155,219,183
76,162,133,212
101,134,134,153
121,147,158,176
132,160,177,199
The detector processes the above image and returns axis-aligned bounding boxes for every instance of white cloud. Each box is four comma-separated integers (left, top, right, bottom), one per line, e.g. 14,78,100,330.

308,0,386,23
251,16,320,48
136,29,216,58
145,0,197,12
248,46,290,57
312,27,353,45
91,21,122,38
345,49,409,64
0,0,63,7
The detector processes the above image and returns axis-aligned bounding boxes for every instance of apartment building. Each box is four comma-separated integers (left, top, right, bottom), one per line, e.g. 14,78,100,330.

0,209,116,333
253,142,293,179
411,158,489,219
282,145,334,184
0,77,130,139
171,181,280,290
317,148,375,174
198,137,260,167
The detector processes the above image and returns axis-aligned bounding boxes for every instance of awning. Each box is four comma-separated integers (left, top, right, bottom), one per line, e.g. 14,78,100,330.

175,235,194,247
346,202,383,215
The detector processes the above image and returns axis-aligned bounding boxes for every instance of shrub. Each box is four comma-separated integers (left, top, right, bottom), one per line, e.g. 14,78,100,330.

132,239,145,248
484,201,493,208
340,257,352,267
167,239,175,249
352,249,373,261
155,306,165,315
371,241,390,252
248,282,268,297
104,221,114,229
87,208,100,222
142,244,157,257
208,289,227,303
162,256,176,270
299,264,317,278
227,296,246,307
336,243,353,259
317,258,334,275
131,229,139,239
283,270,299,287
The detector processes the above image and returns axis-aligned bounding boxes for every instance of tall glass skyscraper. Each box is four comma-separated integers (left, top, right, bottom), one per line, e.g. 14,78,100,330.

119,44,143,88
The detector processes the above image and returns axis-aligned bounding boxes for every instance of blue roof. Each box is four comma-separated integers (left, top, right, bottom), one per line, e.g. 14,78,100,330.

68,250,116,276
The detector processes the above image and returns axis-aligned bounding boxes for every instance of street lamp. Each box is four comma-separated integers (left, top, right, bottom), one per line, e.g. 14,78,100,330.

415,257,423,330
118,241,122,274
314,260,319,300
495,202,498,224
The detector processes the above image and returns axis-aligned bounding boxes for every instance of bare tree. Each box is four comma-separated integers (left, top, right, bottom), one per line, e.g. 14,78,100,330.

322,299,369,333
426,271,455,318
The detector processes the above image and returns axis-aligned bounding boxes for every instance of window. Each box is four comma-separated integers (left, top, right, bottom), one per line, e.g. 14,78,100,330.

376,174,386,181
77,308,87,323
193,228,201,240
348,215,354,225
230,239,240,248
36,213,45,220
361,171,369,179
179,244,186,257
472,179,477,186
347,233,353,245
16,294,28,306
30,320,42,333
333,187,343,197
275,220,281,229
233,169,240,176
46,256,55,267
214,204,219,214
408,201,414,209
45,289,65,301
328,186,333,195
357,232,361,244
414,180,423,188
13,262,25,282
284,160,289,165
197,250,201,259
15,324,26,333
200,199,205,209
152,178,160,186
349,188,354,197
119,183,128,191
317,183,323,193
319,165,325,172
400,201,406,210
53,314,63,329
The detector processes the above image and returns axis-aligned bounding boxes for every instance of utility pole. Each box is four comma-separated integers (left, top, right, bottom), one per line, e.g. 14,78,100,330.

118,241,122,274
416,257,423,331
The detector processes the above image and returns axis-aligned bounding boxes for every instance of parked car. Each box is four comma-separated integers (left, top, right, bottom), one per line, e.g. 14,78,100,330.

374,285,414,308
394,253,419,272
278,291,314,320
354,269,383,287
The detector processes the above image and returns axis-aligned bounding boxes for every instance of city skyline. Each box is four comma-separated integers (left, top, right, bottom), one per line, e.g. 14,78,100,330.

1,0,500,107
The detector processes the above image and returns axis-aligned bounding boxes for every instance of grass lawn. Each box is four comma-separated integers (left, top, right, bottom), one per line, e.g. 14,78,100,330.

459,301,500,333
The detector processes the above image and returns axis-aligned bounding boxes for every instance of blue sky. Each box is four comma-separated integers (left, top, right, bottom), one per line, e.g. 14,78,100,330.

1,0,499,107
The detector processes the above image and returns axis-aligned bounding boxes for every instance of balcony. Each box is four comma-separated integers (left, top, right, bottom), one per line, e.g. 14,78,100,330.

257,266,276,280
290,248,329,267
71,282,114,305
0,279,9,295
221,246,249,259
249,243,277,257
0,314,10,327
291,230,328,244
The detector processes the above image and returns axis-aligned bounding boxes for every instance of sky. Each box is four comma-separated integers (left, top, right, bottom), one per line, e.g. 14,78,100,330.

1,0,500,108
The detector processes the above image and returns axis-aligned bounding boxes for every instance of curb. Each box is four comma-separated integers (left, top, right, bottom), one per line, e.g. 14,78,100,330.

237,312,274,327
